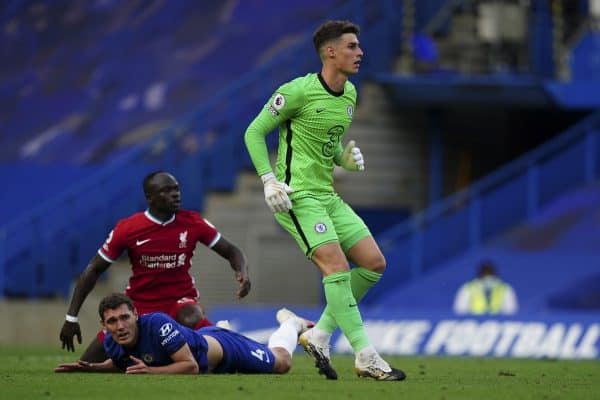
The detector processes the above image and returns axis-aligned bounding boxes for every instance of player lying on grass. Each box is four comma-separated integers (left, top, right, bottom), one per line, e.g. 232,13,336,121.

55,293,310,375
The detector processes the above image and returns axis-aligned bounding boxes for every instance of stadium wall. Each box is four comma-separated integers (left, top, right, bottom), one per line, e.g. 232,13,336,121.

0,296,102,346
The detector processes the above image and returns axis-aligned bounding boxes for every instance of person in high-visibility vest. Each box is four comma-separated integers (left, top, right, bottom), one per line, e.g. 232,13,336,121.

453,260,518,315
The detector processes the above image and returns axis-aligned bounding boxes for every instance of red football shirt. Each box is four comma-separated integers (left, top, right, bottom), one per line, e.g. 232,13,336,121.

98,210,220,305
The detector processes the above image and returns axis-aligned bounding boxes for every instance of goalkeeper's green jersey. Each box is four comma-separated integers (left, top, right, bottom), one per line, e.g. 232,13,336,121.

244,72,357,195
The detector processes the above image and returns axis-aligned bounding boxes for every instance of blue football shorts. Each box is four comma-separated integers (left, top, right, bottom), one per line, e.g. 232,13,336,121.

199,327,275,374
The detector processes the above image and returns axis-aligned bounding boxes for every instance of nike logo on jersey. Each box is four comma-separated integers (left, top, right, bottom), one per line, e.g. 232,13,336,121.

316,108,325,113
136,239,151,246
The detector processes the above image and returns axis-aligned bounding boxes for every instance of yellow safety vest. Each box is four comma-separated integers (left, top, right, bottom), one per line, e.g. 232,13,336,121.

466,279,508,315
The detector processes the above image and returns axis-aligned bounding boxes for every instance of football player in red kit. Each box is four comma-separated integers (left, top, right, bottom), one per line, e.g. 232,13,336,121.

59,171,251,362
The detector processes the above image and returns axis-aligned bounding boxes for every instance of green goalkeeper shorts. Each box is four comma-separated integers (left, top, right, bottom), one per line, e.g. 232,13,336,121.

274,192,371,259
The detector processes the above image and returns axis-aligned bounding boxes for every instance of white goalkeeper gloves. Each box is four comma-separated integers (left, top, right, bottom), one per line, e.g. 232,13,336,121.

261,172,293,213
337,140,365,171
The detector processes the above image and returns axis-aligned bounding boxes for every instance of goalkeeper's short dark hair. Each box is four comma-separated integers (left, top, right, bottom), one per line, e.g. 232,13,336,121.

313,20,360,56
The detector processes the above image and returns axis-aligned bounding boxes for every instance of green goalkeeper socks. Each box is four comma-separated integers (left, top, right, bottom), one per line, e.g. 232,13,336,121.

316,267,382,335
318,271,371,352
350,267,382,301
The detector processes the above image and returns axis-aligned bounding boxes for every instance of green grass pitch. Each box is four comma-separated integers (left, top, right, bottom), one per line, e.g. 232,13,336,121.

0,345,598,399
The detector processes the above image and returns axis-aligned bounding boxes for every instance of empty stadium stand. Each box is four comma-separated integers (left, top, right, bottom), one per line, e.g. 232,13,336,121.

2,0,600,323
0,0,404,297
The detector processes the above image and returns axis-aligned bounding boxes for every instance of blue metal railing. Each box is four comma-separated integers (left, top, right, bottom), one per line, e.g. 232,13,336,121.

376,111,600,283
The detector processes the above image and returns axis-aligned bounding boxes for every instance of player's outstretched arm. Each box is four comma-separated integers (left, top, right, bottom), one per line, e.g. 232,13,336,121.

54,359,118,373
125,345,199,374
212,236,251,298
59,255,111,352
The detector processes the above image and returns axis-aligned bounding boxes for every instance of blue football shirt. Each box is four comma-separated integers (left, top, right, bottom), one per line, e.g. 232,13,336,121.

104,313,210,372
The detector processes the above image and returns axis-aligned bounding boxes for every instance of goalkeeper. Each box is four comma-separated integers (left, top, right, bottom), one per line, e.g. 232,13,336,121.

244,20,405,381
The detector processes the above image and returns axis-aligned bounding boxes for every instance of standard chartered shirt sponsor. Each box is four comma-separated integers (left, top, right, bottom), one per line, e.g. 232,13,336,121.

140,254,186,269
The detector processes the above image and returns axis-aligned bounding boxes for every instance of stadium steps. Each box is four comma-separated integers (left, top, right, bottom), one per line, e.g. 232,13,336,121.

190,172,322,311
334,82,428,212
